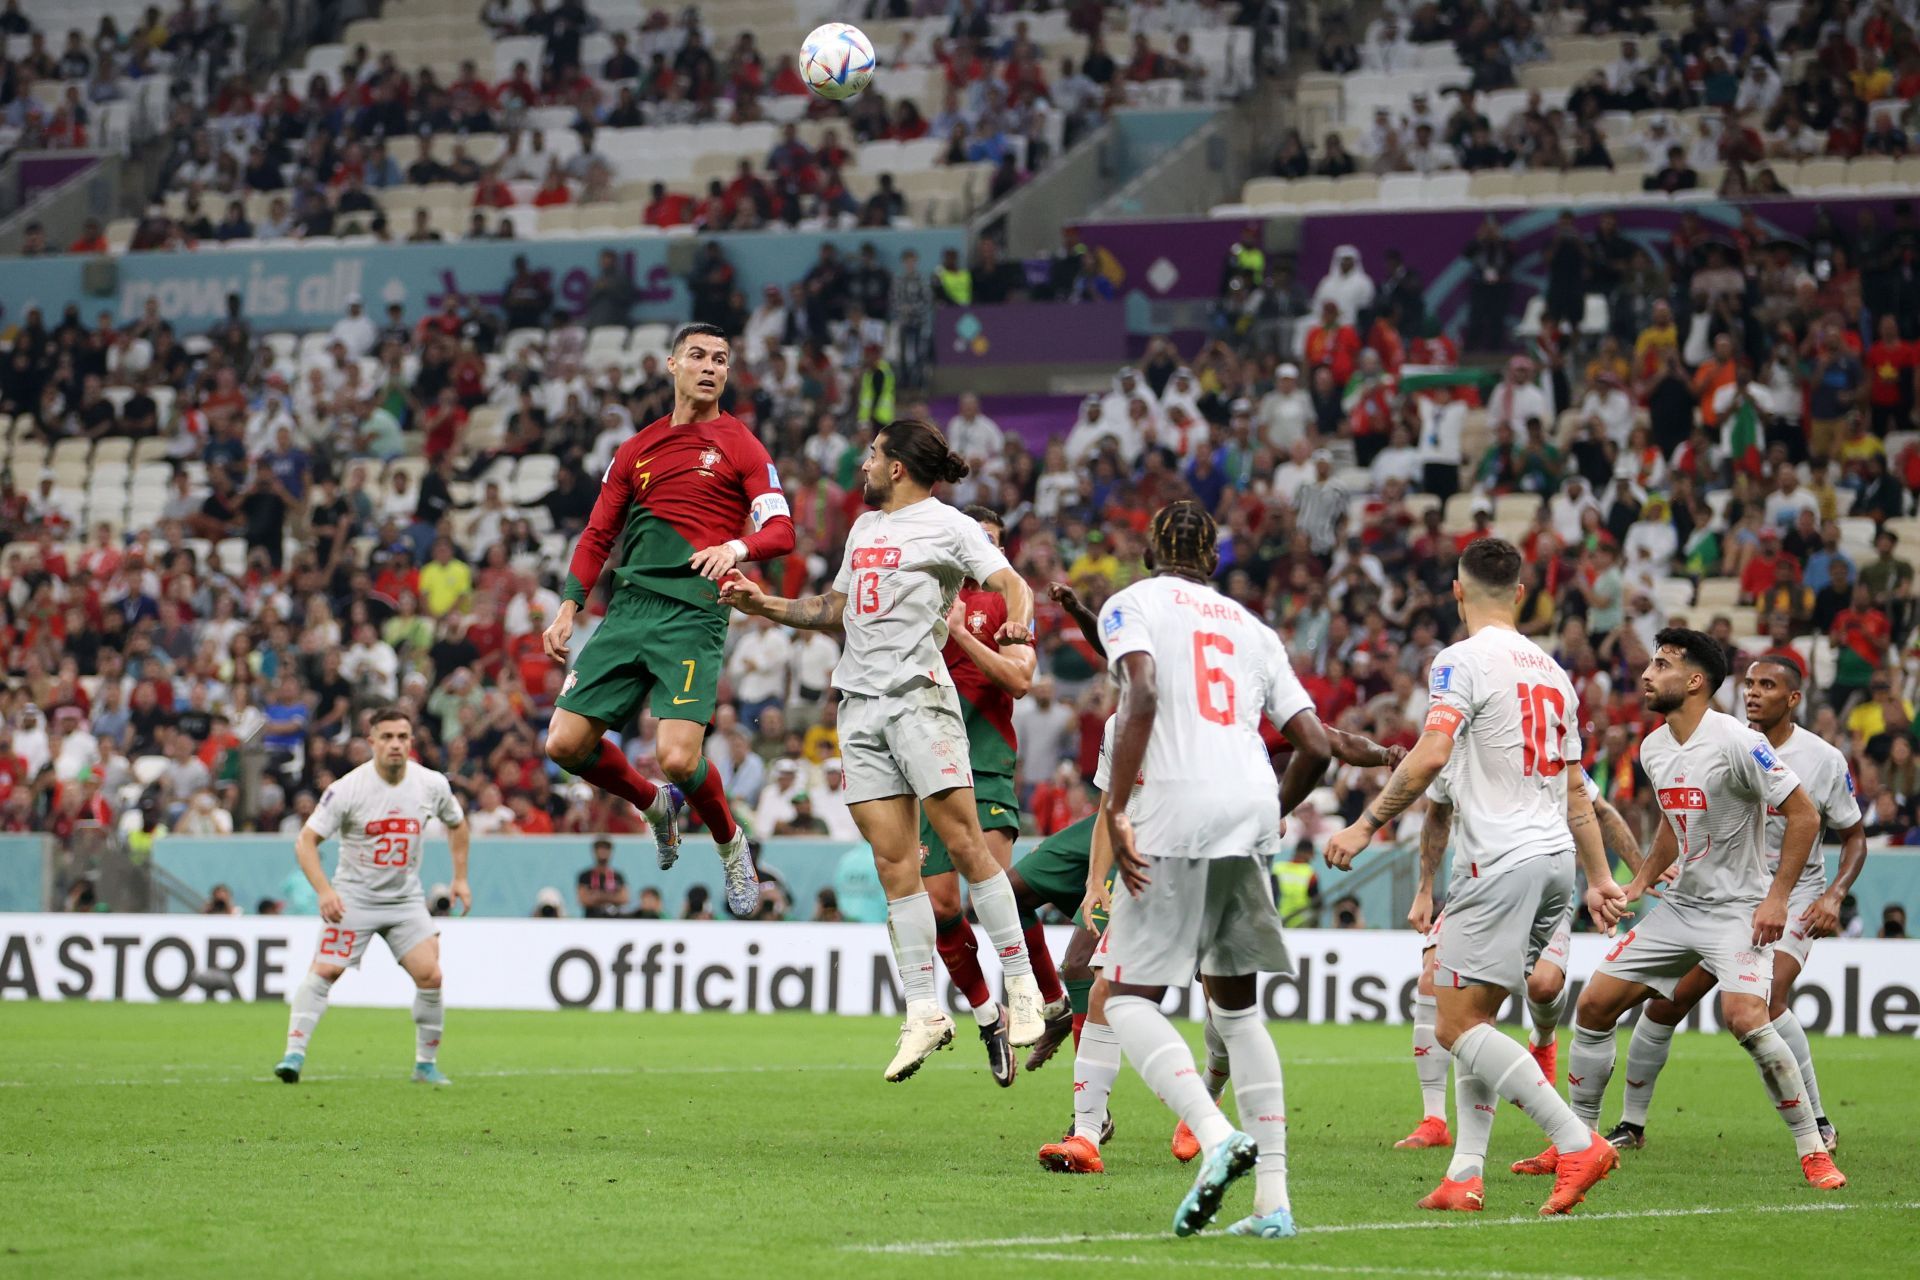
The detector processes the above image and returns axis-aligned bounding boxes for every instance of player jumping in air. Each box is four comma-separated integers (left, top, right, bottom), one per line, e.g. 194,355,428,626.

542,323,794,917
1092,501,1334,1239
720,420,1047,1079
1326,538,1627,1217
1605,656,1866,1154
1557,645,1855,1187
915,505,1067,1087
1030,580,1391,1177
1396,768,1647,1150
276,709,470,1086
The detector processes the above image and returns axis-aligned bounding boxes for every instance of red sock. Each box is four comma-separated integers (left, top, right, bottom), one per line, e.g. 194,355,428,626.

683,758,737,842
934,916,993,1010
1072,1013,1086,1048
577,738,657,811
1023,922,1064,1004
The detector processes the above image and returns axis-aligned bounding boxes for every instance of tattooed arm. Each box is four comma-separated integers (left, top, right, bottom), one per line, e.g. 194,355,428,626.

1408,798,1450,933
1323,728,1454,869
718,572,847,630
1569,775,1628,930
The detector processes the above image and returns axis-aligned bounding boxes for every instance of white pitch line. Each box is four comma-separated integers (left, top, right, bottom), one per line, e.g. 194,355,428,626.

849,1199,1920,1255
991,1249,1611,1280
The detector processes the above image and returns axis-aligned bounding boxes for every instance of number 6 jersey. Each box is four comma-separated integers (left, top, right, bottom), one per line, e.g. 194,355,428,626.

1097,576,1313,861
1424,626,1582,878
306,761,466,908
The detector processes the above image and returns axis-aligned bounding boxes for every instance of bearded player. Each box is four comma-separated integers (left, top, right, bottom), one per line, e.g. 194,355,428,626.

1552,628,1847,1191
1603,655,1865,1155
276,709,470,1086
916,505,1069,1087
542,323,794,917
1396,768,1648,1151
1326,538,1626,1217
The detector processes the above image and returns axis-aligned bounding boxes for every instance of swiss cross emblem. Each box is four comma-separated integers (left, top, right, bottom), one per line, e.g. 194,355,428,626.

698,447,721,471
967,610,987,634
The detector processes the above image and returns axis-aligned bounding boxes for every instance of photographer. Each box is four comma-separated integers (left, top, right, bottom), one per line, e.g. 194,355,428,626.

576,837,630,918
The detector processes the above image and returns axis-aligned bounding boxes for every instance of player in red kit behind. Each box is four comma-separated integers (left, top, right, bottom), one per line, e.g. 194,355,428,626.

541,324,795,917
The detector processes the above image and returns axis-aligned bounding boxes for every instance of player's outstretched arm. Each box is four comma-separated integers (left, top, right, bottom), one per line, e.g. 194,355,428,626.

944,594,1035,696
1758,786,1818,946
1568,779,1628,930
295,827,342,924
1805,817,1867,938
982,566,1034,646
1104,652,1157,895
1409,799,1450,933
1324,728,1454,870
1275,709,1333,818
1325,724,1404,769
718,571,847,631
446,820,472,916
1048,582,1105,657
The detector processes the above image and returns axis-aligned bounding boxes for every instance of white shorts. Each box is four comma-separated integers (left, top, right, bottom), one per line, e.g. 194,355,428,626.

1773,883,1827,969
1435,853,1574,995
1593,896,1772,1003
313,901,438,971
1424,908,1567,974
1093,854,1292,987
838,685,973,805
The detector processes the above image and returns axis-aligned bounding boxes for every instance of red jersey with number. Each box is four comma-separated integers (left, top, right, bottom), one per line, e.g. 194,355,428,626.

943,584,1017,779
563,412,794,613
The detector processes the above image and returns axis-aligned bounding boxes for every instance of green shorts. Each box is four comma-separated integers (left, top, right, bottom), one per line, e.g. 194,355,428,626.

555,588,727,728
918,771,1019,877
1012,814,1112,932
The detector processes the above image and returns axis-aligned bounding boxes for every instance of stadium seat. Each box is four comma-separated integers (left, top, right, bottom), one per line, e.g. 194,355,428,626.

1695,577,1742,609
1441,491,1480,529
1882,517,1920,550
1795,158,1848,190
1330,175,1381,206
1654,577,1694,612
1493,493,1541,523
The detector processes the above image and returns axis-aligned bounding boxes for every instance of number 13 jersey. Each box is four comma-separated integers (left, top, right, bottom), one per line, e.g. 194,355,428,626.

1424,626,1583,878
306,761,466,908
1097,576,1313,861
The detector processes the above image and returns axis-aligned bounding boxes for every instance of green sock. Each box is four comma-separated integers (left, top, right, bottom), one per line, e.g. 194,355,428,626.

687,757,709,792
1067,977,1093,1016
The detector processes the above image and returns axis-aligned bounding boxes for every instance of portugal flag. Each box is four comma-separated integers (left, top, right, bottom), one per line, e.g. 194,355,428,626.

1727,397,1763,476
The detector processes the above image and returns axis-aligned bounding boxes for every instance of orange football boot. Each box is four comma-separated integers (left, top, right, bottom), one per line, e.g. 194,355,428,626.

1037,1134,1105,1174
1540,1132,1619,1215
1395,1115,1453,1149
1528,1035,1558,1085
1170,1120,1201,1163
1801,1152,1847,1189
1511,1144,1558,1175
1418,1176,1485,1211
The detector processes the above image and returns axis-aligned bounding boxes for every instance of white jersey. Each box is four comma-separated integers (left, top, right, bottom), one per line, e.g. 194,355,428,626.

1097,576,1313,861
306,760,466,908
1425,626,1582,877
831,497,1012,698
1764,724,1861,898
1640,708,1801,908
1093,713,1146,820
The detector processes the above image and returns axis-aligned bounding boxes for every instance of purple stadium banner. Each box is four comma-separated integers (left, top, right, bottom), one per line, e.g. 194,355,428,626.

925,391,1084,455
934,301,1126,366
1069,217,1247,300
19,153,96,201
1295,195,1913,336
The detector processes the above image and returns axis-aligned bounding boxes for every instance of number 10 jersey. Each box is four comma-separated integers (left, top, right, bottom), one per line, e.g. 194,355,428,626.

306,760,466,908
1097,576,1314,862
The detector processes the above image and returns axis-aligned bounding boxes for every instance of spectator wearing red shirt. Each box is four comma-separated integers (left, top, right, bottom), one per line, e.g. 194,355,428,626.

531,162,572,207
509,794,555,833
1864,314,1915,436
421,386,470,459
1830,583,1892,687
1739,527,1797,601
68,218,108,253
1302,299,1361,386
473,167,516,209
1027,760,1084,835
644,182,693,227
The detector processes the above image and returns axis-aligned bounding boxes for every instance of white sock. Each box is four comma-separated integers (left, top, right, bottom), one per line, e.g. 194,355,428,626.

1741,1024,1821,1157
1202,1011,1232,1103
965,871,1032,977
1105,994,1234,1154
1412,993,1449,1119
412,987,444,1063
886,891,940,1018
1567,1022,1618,1130
1769,1011,1825,1119
1620,1016,1676,1126
1445,1059,1498,1182
1527,984,1568,1047
1453,1021,1590,1153
1208,1001,1289,1214
1072,1020,1123,1144
286,970,332,1057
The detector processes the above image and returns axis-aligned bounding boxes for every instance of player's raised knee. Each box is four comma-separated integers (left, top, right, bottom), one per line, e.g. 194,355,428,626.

655,738,701,782
416,968,444,991
544,721,592,768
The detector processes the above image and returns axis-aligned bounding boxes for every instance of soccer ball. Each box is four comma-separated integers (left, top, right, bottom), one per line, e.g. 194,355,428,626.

798,23,876,102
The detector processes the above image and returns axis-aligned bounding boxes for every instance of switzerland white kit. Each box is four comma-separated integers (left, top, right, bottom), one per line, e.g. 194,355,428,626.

1598,709,1802,1001
830,496,1013,804
1424,626,1583,993
1091,576,1313,984
304,760,466,969
1763,725,1860,966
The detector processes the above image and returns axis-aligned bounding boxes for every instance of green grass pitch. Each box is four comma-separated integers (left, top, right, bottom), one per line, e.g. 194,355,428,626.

2,1003,1915,1278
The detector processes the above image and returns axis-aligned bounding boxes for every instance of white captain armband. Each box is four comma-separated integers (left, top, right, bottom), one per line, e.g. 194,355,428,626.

749,491,790,529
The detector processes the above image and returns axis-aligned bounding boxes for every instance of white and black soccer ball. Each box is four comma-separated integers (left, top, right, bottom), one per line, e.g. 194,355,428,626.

798,23,877,102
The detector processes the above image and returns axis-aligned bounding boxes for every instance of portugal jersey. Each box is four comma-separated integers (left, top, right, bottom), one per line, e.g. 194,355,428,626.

306,761,466,908
564,411,794,614
1425,626,1582,878
944,583,1017,781
1765,724,1861,897
1640,708,1801,908
1096,576,1312,861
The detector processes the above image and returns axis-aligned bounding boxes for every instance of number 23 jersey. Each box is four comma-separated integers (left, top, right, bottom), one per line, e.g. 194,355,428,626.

1425,626,1583,877
306,761,466,908
1097,576,1313,861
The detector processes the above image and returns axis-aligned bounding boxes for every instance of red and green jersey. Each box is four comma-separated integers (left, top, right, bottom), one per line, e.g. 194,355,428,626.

564,411,794,613
944,584,1018,780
